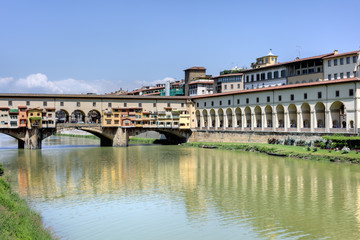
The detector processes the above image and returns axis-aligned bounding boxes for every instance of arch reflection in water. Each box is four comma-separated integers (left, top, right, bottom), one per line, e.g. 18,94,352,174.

3,145,360,239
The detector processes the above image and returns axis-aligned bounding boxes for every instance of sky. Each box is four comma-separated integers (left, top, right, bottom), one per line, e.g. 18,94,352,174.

1,0,359,94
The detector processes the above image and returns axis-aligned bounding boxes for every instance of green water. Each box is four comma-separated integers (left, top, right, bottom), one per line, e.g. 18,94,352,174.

1,135,360,239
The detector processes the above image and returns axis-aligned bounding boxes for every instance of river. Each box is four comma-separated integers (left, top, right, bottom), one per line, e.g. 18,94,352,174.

1,135,360,239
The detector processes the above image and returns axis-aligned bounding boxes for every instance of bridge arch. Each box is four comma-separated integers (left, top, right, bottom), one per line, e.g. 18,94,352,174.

87,110,101,124
56,109,70,123
71,110,86,123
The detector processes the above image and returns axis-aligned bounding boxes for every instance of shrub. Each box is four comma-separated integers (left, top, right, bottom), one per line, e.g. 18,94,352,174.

313,147,318,152
296,140,307,146
319,142,326,149
284,137,295,146
0,163,4,176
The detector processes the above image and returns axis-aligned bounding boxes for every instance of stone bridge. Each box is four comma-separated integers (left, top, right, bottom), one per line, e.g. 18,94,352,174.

0,123,192,149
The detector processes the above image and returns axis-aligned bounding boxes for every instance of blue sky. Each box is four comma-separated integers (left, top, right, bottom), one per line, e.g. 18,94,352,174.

1,0,359,94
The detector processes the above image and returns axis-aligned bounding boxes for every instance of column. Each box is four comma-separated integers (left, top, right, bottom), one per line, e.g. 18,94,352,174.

261,113,265,131
24,128,43,149
251,113,255,131
112,127,129,147
310,111,315,132
272,112,276,131
241,113,245,131
297,111,301,132
232,114,235,130
284,110,288,132
325,110,330,133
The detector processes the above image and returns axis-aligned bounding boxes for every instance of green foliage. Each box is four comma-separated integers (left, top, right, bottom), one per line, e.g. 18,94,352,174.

322,135,360,149
0,176,55,239
0,163,4,176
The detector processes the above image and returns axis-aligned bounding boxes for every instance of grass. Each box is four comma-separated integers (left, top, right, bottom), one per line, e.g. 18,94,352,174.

129,137,158,144
0,163,56,239
183,142,360,163
55,133,99,139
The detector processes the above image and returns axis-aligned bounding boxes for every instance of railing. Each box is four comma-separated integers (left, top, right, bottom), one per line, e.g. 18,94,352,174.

301,128,311,132
57,123,101,128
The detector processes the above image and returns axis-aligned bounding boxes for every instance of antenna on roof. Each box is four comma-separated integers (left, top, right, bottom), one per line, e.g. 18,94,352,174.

296,45,302,59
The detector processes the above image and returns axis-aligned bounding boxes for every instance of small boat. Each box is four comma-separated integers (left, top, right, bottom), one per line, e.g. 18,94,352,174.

202,145,217,149
266,152,287,157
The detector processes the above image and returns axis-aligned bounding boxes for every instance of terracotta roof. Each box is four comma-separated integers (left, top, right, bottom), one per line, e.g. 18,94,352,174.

143,92,161,96
0,107,10,110
17,106,27,108
45,107,56,110
191,78,360,99
184,66,206,71
323,50,360,59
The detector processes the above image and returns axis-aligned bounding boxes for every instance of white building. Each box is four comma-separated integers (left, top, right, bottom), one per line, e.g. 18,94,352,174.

243,65,287,90
188,79,214,96
323,50,360,81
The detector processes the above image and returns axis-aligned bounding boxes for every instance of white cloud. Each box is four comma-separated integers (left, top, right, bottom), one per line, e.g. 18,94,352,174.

1,73,123,94
0,77,14,85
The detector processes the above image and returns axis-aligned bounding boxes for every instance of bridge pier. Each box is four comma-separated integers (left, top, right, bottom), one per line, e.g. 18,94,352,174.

24,128,43,149
112,128,129,147
18,140,25,149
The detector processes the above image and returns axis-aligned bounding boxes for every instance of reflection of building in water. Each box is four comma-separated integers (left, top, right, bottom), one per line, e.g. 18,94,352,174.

12,146,360,239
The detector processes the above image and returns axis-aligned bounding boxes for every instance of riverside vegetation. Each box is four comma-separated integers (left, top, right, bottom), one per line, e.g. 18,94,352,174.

0,162,55,240
183,136,360,164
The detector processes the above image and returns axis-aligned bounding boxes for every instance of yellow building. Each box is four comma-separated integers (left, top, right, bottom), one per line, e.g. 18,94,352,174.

252,49,278,68
27,108,42,129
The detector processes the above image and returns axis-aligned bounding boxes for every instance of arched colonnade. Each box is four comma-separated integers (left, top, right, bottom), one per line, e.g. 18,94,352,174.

194,101,353,133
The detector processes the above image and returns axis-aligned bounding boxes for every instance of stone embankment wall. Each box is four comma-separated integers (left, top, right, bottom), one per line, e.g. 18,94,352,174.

188,130,327,143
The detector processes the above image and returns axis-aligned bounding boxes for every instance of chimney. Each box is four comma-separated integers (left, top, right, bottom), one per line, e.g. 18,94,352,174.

334,50,338,55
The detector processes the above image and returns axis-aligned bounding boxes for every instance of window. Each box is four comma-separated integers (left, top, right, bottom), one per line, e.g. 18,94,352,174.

181,103,184,107
196,103,199,107
26,101,30,106
328,74,332,80
8,101,12,106
60,102,64,106
267,96,270,102
246,98,249,104
237,84,240,88
278,95,282,101
334,73,338,79
347,72,350,78
153,103,156,107
251,75,254,81
340,73,344,79
124,103,127,107
267,72,272,79
256,97,259,103
328,60,331,67
281,70,286,77
108,103,112,107
224,85,227,90
77,102,80,107
256,74,260,81
334,59,338,66
318,92,322,99
353,55,358,63
346,57,350,64
43,101,47,106
237,99,240,104
340,58,344,65
231,84,233,89
211,101,214,106
349,89,354,96
261,73,265,80
93,102,96,107
204,102,206,107
274,71,279,78
137,103,141,107
335,90,340,97
246,76,249,82
354,71,357,77
290,94,294,101
228,100,231,105
167,103,171,107
304,93,307,99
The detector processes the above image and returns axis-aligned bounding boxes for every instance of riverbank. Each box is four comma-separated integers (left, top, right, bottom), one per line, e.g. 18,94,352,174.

0,163,55,239
183,142,360,163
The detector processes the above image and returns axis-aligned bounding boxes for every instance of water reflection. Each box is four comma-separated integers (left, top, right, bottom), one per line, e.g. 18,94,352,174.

2,144,360,239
